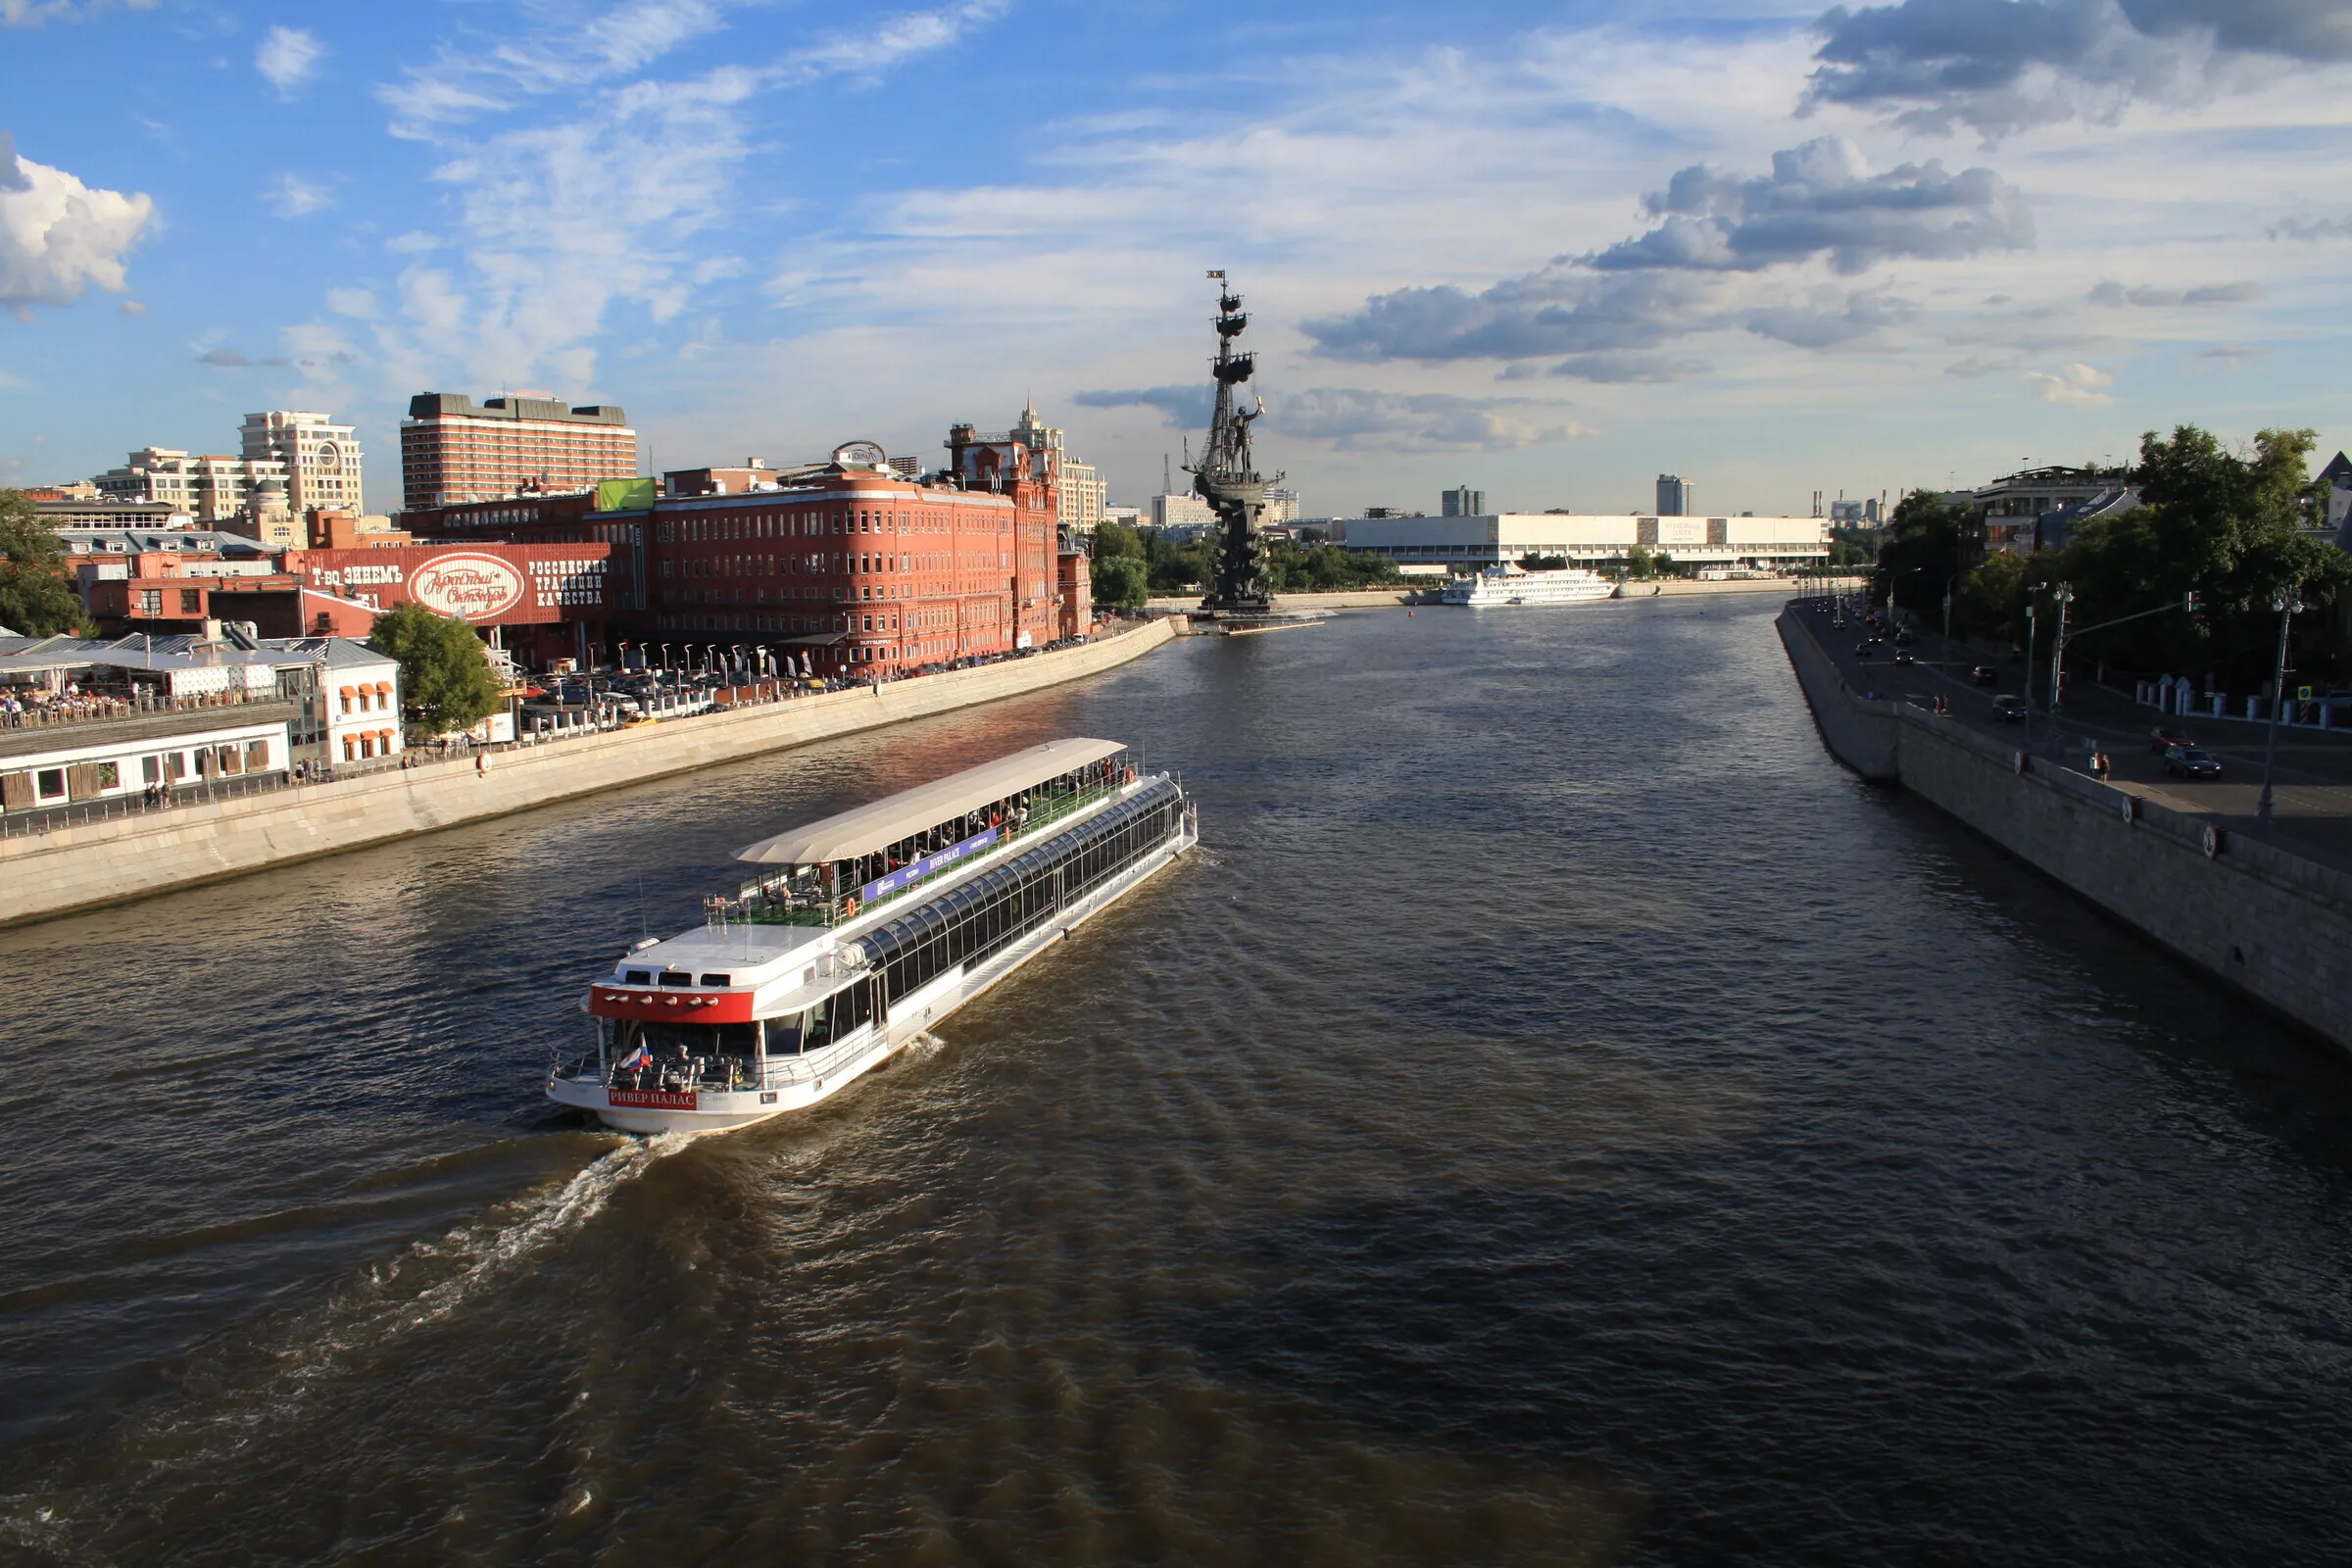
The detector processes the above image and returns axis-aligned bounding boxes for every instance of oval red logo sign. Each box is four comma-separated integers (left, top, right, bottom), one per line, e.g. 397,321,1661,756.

411,553,525,620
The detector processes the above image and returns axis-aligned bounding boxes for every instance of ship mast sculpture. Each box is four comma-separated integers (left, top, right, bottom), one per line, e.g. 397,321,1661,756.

1186,270,1282,618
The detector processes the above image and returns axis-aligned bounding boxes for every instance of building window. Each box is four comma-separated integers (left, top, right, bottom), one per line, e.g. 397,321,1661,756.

180,590,202,613
343,736,357,761
137,589,161,615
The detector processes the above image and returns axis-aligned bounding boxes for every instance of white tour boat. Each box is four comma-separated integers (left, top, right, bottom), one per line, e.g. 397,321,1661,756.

548,737,1198,1135
1439,564,1615,608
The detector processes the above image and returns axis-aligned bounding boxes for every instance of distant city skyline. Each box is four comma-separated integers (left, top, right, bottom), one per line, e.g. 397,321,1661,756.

4,2,2348,519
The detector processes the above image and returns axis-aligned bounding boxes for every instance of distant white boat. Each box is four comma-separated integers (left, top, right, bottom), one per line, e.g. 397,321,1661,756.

1438,565,1615,608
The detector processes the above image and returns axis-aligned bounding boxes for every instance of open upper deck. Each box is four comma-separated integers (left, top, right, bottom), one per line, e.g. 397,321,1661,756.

734,738,1126,866
720,737,1137,928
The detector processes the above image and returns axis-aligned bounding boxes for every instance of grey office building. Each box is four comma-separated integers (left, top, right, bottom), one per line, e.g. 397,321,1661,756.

1442,486,1486,517
1656,474,1691,516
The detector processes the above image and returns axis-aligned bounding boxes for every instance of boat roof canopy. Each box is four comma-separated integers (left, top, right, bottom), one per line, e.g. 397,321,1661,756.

732,737,1128,866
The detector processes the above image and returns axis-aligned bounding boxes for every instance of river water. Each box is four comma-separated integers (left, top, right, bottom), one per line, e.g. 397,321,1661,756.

6,596,2352,1566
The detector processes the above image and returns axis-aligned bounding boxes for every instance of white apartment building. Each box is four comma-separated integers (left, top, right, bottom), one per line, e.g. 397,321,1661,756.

95,448,292,525
1332,512,1830,572
242,410,364,514
1150,492,1217,529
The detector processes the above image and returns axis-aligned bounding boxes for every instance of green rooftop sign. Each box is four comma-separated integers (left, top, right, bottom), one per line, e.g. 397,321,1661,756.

595,477,656,513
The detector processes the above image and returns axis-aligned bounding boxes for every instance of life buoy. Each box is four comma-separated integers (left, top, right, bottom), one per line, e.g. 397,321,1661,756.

843,896,858,916
1121,765,1137,785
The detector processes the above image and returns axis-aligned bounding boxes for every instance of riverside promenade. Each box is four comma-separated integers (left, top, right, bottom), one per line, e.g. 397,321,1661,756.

1778,599,2352,1055
0,617,1176,928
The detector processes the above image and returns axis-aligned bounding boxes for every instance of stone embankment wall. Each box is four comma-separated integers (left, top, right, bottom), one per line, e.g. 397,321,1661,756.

0,619,1177,928
1778,609,2352,1053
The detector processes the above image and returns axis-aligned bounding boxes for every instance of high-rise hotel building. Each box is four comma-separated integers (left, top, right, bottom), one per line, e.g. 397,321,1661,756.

400,393,636,511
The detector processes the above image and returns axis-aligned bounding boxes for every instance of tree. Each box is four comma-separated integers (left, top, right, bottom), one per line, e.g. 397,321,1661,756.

369,602,503,732
1092,555,1149,611
0,489,91,636
1828,527,1879,570
1872,489,1978,612
1625,543,1655,579
1887,425,2352,685
1093,519,1145,564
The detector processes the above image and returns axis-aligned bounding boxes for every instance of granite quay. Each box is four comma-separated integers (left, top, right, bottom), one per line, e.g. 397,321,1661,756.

1779,599,2352,1054
0,617,1175,928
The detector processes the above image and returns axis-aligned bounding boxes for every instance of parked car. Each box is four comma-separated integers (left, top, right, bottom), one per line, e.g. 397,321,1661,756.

1991,695,2027,722
2148,726,2193,754
1970,665,1998,686
2165,745,2223,778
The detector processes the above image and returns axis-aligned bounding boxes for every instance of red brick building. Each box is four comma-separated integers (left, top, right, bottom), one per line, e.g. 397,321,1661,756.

626,430,1066,675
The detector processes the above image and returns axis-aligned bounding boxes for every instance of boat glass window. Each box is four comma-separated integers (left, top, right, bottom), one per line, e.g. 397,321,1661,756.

698,973,733,987
624,969,653,985
659,970,693,988
762,1014,805,1056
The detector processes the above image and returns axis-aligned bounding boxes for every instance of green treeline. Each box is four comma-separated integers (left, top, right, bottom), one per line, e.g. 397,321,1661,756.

1089,519,1400,609
1869,425,2351,686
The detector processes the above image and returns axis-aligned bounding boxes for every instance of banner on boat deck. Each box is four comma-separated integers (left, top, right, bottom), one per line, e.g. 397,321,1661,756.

858,826,1004,905
608,1089,699,1110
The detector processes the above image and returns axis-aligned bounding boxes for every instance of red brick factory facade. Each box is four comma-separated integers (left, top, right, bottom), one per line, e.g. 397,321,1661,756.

380,418,1095,673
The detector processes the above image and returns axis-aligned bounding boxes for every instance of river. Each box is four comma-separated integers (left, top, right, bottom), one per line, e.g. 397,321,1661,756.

5,596,2352,1565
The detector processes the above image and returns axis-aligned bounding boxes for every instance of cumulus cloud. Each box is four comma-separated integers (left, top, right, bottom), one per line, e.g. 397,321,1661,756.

1072,384,1213,428
1744,286,1920,347
2272,212,2352,240
1590,138,2031,275
1071,383,1585,451
2025,362,2114,405
1543,351,1715,382
195,346,251,368
256,25,324,94
264,172,331,219
2085,278,2262,306
0,131,155,316
1305,269,1723,364
1272,388,1587,452
1805,0,2352,141
2200,343,2268,363
1303,139,2010,368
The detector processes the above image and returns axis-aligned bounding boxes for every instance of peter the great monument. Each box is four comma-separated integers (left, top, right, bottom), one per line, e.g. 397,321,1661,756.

1186,271,1317,631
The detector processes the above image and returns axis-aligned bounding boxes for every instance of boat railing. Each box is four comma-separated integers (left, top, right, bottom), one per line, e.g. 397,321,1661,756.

714,773,1133,930
553,1031,892,1097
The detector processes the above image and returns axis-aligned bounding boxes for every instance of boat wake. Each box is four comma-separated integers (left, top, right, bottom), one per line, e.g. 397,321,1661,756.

0,1133,694,1559
316,1130,693,1358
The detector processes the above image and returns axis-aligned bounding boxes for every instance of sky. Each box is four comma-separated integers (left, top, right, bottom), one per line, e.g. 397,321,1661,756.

3,0,2351,519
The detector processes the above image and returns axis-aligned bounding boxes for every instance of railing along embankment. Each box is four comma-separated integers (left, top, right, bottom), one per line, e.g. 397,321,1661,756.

1776,605,2352,1055
0,617,1178,929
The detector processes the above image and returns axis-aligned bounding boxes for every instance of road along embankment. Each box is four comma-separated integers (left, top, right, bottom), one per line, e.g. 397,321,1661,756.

1778,607,2352,1054
0,618,1177,929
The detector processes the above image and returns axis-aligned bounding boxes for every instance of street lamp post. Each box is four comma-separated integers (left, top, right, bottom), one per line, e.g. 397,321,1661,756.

2024,600,2039,736
2257,585,2304,829
2048,583,2076,717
